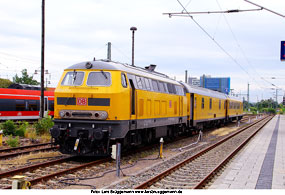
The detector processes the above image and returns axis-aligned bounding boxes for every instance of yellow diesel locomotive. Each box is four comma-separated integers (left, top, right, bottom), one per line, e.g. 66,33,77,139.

50,60,243,156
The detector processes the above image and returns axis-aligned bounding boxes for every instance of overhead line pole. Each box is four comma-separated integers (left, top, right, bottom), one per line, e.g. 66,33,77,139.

40,0,45,119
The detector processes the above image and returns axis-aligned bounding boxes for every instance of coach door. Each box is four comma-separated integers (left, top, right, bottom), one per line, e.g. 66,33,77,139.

44,97,48,117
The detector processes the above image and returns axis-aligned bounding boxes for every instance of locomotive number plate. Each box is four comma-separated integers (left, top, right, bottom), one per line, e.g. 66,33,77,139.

77,97,87,106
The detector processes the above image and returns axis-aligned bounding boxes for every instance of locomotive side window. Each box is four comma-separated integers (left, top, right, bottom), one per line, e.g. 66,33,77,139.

87,72,111,86
171,84,177,94
152,80,159,92
61,71,84,86
219,100,221,109
167,83,173,94
144,78,151,90
202,98,204,109
164,83,169,93
158,81,166,93
121,73,127,88
209,98,212,109
136,76,145,89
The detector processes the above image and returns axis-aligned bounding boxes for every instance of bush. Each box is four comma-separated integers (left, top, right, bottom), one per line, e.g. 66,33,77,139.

34,116,54,135
267,108,276,114
6,135,19,147
15,121,28,137
1,120,16,136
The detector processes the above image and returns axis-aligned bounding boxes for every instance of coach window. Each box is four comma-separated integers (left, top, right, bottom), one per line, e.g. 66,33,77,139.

28,100,38,111
209,98,212,109
16,100,25,111
121,73,127,88
202,98,205,109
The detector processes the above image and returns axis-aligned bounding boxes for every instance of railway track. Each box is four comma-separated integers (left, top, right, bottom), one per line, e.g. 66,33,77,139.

0,114,263,189
134,115,272,189
0,155,111,189
0,143,57,160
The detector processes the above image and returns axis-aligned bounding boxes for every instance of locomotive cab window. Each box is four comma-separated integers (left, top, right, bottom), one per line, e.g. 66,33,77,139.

61,71,85,86
87,71,111,86
121,73,127,88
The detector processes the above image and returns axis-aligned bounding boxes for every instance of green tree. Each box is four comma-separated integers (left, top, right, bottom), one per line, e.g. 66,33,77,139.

13,69,39,85
0,78,12,88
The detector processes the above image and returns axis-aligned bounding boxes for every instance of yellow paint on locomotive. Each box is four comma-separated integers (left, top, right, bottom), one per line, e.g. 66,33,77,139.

54,69,187,121
54,70,130,120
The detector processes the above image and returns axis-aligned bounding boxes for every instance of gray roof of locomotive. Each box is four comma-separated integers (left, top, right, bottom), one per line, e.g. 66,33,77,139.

65,60,181,85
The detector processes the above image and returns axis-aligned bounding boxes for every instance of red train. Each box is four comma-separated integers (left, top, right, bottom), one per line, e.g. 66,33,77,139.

0,87,54,120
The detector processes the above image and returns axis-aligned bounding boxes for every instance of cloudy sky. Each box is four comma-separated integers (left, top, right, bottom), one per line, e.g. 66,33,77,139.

0,0,284,103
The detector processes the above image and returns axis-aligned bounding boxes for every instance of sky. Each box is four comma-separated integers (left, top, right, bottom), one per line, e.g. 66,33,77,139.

0,0,284,103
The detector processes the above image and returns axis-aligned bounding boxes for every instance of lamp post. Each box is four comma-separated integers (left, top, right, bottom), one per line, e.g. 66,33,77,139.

40,0,45,119
130,26,137,66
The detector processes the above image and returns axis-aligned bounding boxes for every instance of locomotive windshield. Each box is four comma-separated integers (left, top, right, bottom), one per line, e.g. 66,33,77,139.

61,71,84,86
87,71,111,86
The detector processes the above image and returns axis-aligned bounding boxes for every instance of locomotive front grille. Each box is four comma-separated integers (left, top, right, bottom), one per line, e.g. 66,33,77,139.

72,112,92,117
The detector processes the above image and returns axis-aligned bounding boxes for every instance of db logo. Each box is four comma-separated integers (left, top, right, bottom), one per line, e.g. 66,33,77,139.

77,97,87,106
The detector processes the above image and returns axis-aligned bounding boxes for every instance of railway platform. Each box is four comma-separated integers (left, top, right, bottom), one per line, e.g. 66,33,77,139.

210,114,285,189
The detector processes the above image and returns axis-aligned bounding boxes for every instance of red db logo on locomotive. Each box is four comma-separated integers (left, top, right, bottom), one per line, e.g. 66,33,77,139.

77,97,87,106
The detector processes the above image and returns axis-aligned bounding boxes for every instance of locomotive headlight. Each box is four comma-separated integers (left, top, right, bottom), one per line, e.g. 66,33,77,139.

59,111,65,118
94,111,108,120
100,111,108,120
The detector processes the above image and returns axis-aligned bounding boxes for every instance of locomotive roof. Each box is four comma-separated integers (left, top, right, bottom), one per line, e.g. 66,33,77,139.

65,60,181,85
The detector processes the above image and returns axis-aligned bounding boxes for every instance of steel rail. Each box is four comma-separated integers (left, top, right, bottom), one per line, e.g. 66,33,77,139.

193,116,272,189
0,142,51,153
3,157,112,189
0,156,74,179
134,115,271,189
0,146,58,160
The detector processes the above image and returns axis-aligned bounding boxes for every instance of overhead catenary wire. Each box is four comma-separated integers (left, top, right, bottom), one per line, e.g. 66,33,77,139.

164,8,263,17
215,0,271,90
175,0,256,84
244,0,285,18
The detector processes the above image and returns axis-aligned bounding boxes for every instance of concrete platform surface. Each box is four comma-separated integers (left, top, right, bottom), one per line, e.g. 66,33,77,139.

210,115,285,189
